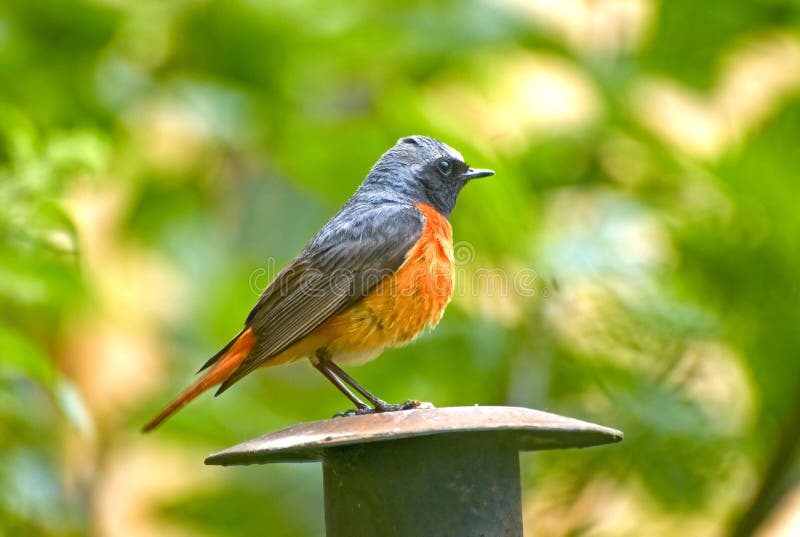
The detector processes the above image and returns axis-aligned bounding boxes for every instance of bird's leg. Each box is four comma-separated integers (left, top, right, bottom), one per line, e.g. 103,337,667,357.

312,350,370,412
314,350,426,415
323,360,388,408
324,360,423,413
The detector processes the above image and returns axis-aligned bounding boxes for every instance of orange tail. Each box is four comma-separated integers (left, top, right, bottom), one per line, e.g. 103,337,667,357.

142,328,257,433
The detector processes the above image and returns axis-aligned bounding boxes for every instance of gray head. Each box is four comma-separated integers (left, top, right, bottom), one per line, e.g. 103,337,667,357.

358,135,495,217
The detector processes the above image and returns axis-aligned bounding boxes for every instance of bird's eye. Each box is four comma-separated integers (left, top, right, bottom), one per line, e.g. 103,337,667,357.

437,160,451,175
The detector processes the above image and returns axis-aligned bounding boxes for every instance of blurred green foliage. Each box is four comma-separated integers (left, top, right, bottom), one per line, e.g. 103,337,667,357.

1,0,799,536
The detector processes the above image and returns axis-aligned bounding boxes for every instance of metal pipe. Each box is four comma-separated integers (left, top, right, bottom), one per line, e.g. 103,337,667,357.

324,432,522,537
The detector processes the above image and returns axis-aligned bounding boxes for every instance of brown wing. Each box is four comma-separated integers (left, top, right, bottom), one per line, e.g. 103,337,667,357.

214,200,425,394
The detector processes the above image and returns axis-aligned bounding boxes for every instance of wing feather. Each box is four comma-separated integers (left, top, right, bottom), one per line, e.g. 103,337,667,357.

215,201,425,394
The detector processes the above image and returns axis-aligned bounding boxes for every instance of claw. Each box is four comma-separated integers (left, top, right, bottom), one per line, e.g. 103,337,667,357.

333,407,376,418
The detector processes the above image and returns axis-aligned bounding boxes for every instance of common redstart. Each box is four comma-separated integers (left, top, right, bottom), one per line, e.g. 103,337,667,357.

143,136,494,431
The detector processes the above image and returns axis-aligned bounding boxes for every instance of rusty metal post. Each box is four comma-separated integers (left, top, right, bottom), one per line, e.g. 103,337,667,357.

205,406,622,537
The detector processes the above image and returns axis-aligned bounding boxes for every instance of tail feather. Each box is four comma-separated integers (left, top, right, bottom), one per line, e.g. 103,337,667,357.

142,328,257,433
196,328,245,374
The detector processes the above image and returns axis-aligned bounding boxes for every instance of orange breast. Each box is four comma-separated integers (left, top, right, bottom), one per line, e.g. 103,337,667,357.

314,202,454,361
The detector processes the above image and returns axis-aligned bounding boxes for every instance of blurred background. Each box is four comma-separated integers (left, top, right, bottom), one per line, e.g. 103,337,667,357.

1,0,799,535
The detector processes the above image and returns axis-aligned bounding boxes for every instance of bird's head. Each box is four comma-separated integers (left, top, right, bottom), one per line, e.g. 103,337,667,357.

361,135,494,217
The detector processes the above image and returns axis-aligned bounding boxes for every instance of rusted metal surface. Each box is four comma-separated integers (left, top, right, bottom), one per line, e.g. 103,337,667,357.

204,406,623,466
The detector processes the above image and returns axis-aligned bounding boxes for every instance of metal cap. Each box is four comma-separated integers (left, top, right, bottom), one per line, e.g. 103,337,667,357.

205,406,623,466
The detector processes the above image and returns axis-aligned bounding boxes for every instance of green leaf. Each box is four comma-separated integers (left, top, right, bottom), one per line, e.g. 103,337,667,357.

0,325,54,388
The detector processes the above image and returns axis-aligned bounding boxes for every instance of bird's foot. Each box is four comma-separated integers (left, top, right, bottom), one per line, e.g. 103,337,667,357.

333,400,435,418
333,407,376,418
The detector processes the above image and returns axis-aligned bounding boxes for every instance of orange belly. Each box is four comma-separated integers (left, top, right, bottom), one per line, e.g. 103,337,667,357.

268,203,454,365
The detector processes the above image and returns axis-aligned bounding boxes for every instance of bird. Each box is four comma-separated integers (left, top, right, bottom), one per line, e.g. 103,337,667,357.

142,135,494,432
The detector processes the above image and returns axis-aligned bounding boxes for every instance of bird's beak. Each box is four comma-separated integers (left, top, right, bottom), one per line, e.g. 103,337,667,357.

463,168,495,180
